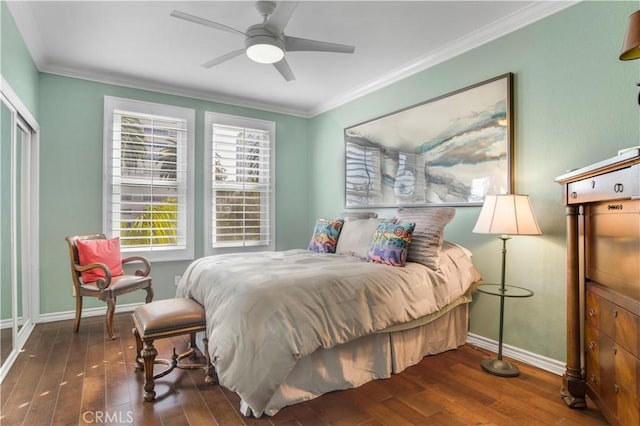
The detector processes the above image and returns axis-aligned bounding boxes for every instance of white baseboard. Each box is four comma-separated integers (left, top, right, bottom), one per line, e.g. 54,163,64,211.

466,333,565,376
37,302,145,324
1,317,26,329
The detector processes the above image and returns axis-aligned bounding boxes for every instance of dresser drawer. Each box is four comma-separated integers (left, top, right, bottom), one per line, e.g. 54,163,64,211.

567,165,639,204
597,332,640,426
586,282,640,424
611,305,640,358
588,284,640,357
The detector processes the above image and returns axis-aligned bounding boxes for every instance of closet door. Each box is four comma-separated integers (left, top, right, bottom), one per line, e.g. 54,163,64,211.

15,120,31,335
0,90,39,383
1,100,13,369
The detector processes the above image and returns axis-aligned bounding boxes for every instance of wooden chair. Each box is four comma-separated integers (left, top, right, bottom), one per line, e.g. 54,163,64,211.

65,233,154,339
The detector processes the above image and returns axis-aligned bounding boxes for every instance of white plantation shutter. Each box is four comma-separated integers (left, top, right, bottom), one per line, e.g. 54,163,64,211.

205,113,275,254
104,97,195,261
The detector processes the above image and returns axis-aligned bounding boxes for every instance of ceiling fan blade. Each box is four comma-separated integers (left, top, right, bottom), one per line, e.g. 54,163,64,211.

171,10,246,37
265,1,299,35
201,49,245,69
273,58,295,81
284,36,355,54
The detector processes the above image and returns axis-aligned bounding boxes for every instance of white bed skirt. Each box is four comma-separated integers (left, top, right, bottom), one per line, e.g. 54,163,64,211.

244,302,469,417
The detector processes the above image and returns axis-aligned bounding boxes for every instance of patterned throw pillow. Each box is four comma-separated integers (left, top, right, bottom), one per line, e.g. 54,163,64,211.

367,222,416,267
396,207,456,270
308,218,345,253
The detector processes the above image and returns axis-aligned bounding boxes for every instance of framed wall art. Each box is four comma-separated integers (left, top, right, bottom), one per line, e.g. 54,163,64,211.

344,73,513,207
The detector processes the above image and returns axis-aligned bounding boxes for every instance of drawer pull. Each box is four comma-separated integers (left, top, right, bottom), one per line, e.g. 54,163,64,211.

612,309,618,318
612,346,617,355
591,180,596,189
589,308,596,317
590,374,597,383
614,183,624,193
588,341,596,350
613,384,620,394
570,192,577,199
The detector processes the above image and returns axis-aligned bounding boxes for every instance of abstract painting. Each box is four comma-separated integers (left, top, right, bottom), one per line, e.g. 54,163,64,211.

344,73,513,207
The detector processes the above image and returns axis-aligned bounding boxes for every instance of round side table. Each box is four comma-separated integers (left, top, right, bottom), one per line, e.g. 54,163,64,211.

476,283,534,377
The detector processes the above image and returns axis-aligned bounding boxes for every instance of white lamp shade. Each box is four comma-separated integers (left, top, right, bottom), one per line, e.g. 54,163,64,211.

473,194,542,235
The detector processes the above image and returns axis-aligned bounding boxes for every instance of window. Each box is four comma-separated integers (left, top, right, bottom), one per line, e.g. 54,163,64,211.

204,112,275,255
103,97,195,262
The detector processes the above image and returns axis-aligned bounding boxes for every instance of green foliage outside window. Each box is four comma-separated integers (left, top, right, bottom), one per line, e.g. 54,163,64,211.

121,198,178,246
215,191,261,242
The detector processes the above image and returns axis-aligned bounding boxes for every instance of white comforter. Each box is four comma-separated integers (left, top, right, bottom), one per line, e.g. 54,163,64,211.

176,245,480,416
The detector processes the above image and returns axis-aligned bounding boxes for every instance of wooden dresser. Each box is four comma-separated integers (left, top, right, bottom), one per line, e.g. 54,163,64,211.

556,149,640,425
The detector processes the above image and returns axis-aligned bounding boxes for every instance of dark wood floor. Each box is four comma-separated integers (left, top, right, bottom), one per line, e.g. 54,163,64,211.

1,313,608,426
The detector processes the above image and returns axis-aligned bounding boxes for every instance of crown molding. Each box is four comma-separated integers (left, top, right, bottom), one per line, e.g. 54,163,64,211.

37,64,309,118
308,0,580,117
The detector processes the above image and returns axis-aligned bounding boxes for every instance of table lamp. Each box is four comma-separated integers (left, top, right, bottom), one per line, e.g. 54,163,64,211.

473,194,542,376
620,10,640,106
620,10,640,60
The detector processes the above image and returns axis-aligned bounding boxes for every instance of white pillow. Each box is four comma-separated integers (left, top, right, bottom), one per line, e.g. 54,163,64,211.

336,217,392,259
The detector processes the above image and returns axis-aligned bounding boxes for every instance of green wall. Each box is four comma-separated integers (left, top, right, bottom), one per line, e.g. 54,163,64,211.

37,74,310,314
308,1,640,361
0,1,39,118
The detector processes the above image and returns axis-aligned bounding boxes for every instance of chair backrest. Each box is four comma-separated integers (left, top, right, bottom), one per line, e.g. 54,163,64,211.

65,233,106,287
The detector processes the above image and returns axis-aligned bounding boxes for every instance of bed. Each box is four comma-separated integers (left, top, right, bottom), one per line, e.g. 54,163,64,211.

175,213,482,417
176,208,481,416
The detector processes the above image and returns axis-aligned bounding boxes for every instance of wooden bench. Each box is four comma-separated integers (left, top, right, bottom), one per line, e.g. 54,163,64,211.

131,298,216,402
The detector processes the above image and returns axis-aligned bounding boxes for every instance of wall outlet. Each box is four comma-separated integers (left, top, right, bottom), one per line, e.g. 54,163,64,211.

174,275,181,286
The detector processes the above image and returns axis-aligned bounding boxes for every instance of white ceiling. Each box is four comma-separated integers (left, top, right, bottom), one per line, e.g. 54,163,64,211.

6,1,576,117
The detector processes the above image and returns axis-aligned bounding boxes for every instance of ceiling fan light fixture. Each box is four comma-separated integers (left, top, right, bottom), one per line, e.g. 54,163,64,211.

246,36,285,64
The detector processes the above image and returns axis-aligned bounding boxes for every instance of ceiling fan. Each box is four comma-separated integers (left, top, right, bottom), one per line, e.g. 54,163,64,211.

171,1,355,82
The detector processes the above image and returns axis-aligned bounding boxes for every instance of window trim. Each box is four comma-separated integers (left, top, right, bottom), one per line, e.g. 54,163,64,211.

103,96,195,262
204,112,276,256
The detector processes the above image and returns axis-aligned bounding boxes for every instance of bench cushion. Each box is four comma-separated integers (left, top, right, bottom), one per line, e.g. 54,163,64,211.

133,298,205,339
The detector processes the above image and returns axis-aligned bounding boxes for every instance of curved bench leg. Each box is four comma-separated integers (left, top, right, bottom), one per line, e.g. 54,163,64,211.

203,338,217,385
189,333,198,360
141,339,158,402
132,327,144,372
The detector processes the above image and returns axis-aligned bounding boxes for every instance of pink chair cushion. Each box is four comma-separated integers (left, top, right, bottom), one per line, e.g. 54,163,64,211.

76,237,124,283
